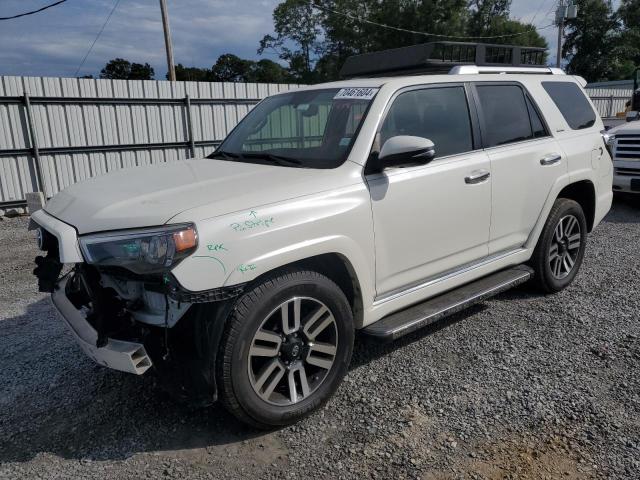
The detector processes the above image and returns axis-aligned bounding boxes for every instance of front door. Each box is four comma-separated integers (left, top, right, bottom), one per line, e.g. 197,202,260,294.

366,84,492,297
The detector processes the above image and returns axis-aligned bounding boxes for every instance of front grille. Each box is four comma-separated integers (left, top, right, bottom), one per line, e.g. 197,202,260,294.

614,135,640,160
615,167,640,177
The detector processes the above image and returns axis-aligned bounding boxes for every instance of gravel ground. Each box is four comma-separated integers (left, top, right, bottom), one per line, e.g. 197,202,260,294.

0,197,639,480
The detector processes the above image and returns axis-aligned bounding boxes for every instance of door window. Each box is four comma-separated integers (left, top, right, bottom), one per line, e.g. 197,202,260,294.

476,84,538,147
526,95,548,138
379,86,474,158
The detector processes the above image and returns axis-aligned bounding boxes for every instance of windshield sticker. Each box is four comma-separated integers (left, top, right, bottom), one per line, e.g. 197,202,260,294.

334,87,379,100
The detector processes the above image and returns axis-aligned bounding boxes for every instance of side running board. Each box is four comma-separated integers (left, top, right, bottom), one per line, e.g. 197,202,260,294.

362,265,533,341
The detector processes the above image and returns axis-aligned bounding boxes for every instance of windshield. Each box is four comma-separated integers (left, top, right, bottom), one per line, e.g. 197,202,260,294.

208,87,377,169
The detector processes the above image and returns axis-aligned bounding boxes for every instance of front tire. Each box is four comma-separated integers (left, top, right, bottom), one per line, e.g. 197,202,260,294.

530,198,587,293
218,269,354,428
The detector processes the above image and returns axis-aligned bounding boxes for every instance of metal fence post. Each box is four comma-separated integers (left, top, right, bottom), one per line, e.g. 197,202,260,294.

608,95,614,118
184,94,196,158
23,93,46,196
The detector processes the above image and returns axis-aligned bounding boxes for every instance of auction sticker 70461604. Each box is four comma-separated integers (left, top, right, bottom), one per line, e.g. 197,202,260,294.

333,87,379,100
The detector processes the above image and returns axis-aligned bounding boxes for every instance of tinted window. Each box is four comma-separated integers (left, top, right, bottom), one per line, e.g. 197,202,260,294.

380,86,473,158
476,85,534,147
526,96,548,138
542,81,596,130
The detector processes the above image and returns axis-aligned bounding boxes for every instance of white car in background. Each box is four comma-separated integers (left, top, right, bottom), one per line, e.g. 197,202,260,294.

607,121,640,194
30,42,613,428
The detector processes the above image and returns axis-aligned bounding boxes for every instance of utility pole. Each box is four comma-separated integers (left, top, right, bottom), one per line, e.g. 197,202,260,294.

555,0,578,69
159,0,176,81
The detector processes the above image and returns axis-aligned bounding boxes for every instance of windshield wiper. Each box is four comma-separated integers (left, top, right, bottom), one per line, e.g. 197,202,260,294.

208,149,241,160
240,152,302,167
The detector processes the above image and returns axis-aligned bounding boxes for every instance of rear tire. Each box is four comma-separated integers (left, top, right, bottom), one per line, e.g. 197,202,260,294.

530,198,587,293
217,269,354,429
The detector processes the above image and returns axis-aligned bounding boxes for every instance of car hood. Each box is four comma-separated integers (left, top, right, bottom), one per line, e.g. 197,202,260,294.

608,121,640,135
45,159,349,234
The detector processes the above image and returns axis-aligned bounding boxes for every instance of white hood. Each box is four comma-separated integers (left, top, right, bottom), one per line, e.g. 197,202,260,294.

44,159,348,234
608,121,640,136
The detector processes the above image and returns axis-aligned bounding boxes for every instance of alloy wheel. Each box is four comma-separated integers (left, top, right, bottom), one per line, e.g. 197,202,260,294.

247,297,338,406
548,214,581,280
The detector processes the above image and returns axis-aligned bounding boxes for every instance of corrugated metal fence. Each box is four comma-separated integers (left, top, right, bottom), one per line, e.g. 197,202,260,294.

0,76,298,207
585,86,633,119
0,75,633,208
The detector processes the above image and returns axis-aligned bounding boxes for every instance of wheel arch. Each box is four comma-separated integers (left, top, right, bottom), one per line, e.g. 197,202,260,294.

240,253,365,329
557,180,596,232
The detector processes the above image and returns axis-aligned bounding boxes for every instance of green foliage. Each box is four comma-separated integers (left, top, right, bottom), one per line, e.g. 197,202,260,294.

617,0,640,68
173,64,212,82
263,0,548,81
563,0,639,82
171,56,292,83
100,58,154,80
259,0,322,83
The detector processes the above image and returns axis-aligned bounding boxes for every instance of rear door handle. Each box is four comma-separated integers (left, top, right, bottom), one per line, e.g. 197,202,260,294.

465,170,490,184
540,153,562,166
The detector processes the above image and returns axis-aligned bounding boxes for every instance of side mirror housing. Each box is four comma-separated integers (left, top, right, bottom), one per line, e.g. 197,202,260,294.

375,136,435,171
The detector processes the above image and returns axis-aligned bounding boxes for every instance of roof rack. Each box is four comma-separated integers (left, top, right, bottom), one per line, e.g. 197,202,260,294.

450,65,565,75
340,41,548,78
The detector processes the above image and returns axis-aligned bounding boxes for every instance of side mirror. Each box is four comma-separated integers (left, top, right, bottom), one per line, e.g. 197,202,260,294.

377,136,435,170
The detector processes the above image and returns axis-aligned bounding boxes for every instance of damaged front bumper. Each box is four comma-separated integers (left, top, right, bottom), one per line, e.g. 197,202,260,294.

52,274,153,375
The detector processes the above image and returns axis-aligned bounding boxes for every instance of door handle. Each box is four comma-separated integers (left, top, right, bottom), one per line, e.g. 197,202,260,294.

465,170,491,184
540,153,562,166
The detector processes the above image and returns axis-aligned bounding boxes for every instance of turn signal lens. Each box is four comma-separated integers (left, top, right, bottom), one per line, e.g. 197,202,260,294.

173,227,197,252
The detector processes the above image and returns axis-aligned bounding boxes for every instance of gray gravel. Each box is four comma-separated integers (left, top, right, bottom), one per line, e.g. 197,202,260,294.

1,197,639,480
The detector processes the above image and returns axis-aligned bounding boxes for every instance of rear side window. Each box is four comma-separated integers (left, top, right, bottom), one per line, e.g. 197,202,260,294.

542,81,596,130
475,85,536,147
379,86,474,158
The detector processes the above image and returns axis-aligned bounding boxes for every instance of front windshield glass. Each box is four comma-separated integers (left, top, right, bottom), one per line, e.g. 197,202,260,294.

208,87,377,169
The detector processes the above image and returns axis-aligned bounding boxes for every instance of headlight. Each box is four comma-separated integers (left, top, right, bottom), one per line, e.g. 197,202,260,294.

79,224,198,275
601,130,615,157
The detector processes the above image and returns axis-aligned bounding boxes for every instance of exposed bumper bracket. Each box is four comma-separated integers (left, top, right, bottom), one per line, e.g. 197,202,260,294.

52,275,152,375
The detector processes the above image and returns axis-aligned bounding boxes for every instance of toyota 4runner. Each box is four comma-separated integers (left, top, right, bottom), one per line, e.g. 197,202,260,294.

31,43,613,428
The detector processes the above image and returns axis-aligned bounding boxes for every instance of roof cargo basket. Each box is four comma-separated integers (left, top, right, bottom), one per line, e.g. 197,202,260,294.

340,41,547,78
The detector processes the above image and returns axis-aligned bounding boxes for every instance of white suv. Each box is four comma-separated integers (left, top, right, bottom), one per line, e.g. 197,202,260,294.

607,121,640,194
31,44,613,428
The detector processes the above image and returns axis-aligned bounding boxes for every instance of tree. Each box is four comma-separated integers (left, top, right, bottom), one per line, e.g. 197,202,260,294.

617,0,640,73
173,64,213,82
246,59,292,83
100,58,155,80
258,0,323,82
562,0,621,81
467,0,510,35
260,0,548,82
210,54,254,82
128,62,155,80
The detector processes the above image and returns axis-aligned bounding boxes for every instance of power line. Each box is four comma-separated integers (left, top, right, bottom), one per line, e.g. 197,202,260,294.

312,2,555,40
0,0,67,20
529,0,552,26
74,0,121,77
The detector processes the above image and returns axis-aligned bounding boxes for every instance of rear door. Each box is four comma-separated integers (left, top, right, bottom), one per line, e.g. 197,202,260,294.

472,82,567,254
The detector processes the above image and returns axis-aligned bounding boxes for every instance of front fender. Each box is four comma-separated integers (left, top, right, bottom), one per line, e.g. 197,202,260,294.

169,184,376,308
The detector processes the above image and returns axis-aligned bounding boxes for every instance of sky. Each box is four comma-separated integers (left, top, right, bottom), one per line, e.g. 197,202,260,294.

0,0,618,79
